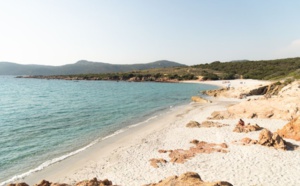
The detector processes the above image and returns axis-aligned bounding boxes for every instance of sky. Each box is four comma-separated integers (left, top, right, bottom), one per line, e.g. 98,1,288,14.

1,0,300,66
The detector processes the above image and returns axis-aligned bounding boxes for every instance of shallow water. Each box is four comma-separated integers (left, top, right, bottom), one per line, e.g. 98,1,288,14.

0,76,217,183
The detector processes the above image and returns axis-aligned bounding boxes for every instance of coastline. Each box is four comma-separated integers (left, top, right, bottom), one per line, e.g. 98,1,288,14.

14,102,220,185
6,79,300,186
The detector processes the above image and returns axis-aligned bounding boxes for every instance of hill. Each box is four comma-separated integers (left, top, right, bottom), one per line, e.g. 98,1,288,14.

0,60,186,75
193,57,300,80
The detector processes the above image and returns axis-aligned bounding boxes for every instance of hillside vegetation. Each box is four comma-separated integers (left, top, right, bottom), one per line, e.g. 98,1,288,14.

194,57,300,80
18,57,300,81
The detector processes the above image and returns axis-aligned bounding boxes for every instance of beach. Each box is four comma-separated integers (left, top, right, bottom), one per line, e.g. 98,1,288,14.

12,79,300,186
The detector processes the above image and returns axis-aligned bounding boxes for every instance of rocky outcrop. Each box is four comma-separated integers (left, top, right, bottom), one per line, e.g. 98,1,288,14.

233,120,263,133
203,82,283,99
202,88,229,97
277,117,300,141
143,172,233,186
191,96,211,103
149,158,167,168
248,82,284,96
207,81,300,120
233,129,298,150
158,141,228,164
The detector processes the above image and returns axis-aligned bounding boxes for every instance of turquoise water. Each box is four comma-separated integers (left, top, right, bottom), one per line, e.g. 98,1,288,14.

0,76,217,184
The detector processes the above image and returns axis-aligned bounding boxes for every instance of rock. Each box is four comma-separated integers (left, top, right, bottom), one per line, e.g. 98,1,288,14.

277,117,300,141
7,183,29,186
258,129,275,147
191,96,211,103
234,129,298,150
233,123,263,133
149,158,167,168
160,141,228,164
9,181,71,186
240,137,258,145
143,172,233,186
190,139,199,145
272,133,286,150
9,179,115,186
186,121,201,128
238,119,245,126
201,121,229,128
75,178,113,186
158,149,169,153
258,129,298,150
206,81,300,120
34,180,52,186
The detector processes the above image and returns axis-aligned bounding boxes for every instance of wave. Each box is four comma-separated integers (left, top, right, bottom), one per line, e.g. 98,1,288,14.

0,114,161,186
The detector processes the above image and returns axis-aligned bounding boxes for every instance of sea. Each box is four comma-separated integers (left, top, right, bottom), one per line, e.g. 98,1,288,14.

0,76,217,185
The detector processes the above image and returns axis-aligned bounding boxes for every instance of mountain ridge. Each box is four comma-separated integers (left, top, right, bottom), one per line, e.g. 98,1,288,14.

0,60,186,75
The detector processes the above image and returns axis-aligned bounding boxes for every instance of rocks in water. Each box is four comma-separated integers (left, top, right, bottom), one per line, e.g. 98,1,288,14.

233,121,263,133
186,120,229,128
277,117,300,141
191,96,211,103
149,158,167,168
186,121,201,128
143,172,233,186
159,141,228,164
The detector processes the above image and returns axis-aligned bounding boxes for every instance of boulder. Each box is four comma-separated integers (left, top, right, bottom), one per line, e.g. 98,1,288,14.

259,129,277,147
143,172,233,186
34,180,52,186
277,117,300,141
191,96,211,103
75,178,113,186
258,129,297,150
234,129,298,150
186,121,201,128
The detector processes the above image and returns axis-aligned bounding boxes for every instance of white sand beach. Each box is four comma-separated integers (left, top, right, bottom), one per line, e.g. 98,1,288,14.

13,80,300,186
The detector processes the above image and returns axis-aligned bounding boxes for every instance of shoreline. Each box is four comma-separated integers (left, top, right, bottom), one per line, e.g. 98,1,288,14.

12,103,218,185
0,101,185,185
5,79,300,186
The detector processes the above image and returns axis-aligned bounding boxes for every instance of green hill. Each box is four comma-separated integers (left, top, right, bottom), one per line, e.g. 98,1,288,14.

193,57,300,80
0,60,186,75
